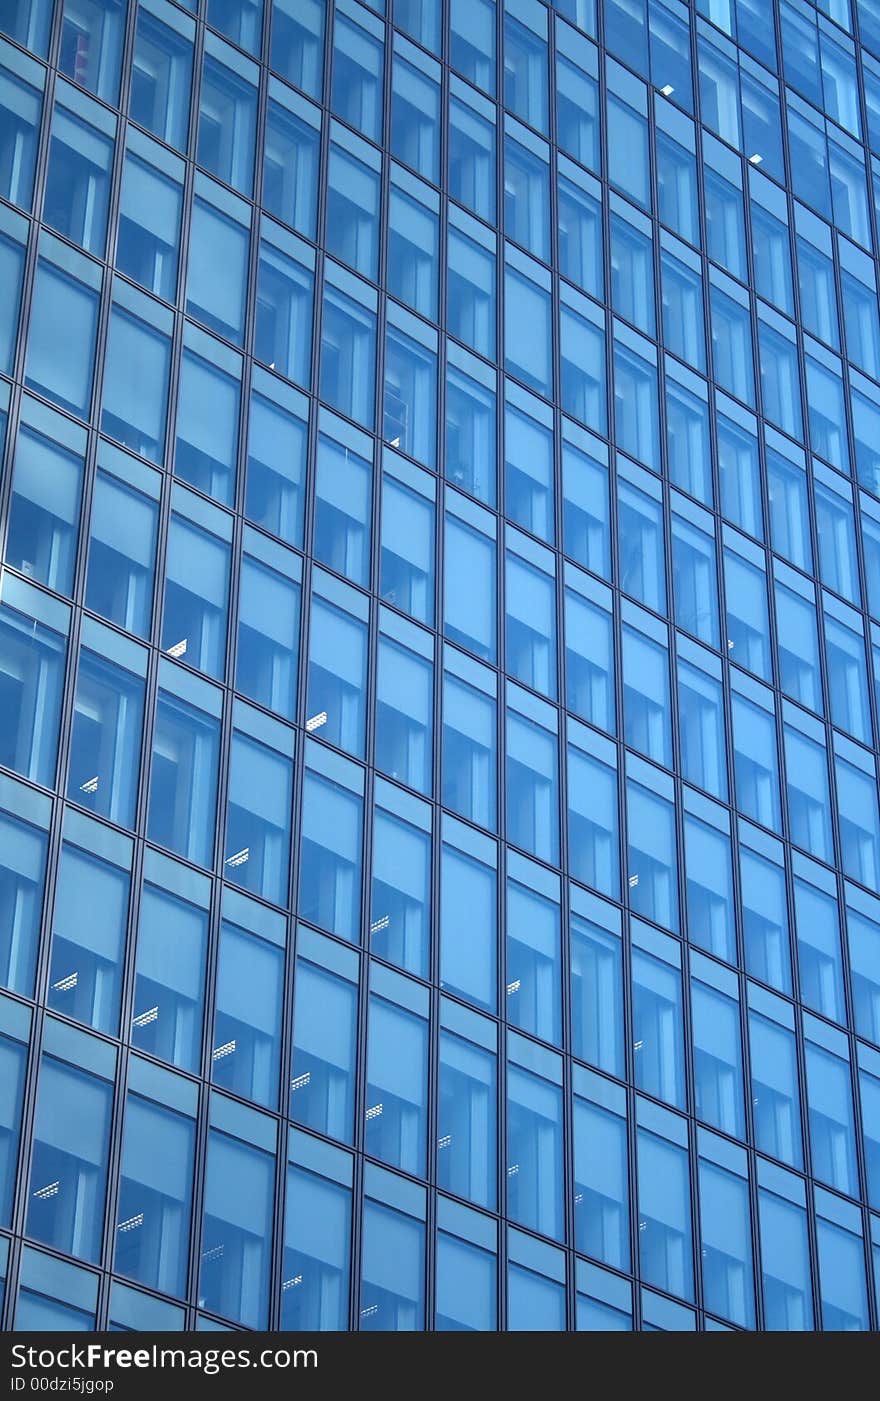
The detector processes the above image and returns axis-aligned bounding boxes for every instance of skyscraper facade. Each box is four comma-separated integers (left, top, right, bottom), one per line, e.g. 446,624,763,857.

0,0,879,1335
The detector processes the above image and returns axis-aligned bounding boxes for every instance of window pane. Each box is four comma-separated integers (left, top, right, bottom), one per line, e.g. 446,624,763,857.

132,882,208,1074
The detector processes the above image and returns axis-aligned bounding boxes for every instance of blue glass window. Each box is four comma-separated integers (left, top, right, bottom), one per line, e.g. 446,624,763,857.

391,49,440,183
174,341,241,507
717,406,762,540
758,1185,814,1329
506,261,553,403
656,128,699,245
560,298,605,431
298,763,363,944
442,663,496,829
563,439,610,582
161,504,231,681
101,291,171,464
661,247,705,370
313,420,372,588
711,284,754,406
263,95,319,237
438,769,498,987
444,505,496,663
450,0,496,93
0,580,68,791
573,1092,629,1270
132,876,208,1074
623,625,672,768
436,1229,497,1332
749,1009,803,1169
26,1047,113,1264
186,190,249,346
130,3,193,152
449,92,496,223
223,726,293,908
571,909,623,1077
360,1196,425,1331
558,171,603,300
775,578,822,712
785,726,834,868
388,179,438,321
726,544,772,673
58,0,125,104
6,415,85,599
384,322,437,469
325,137,380,281
741,843,791,993
200,1124,274,1328
116,139,182,303
505,131,550,263
0,1019,28,1228
671,512,718,646
320,279,377,431
235,543,300,722
817,1210,869,1330
371,804,431,979
49,841,128,1036
0,800,48,999
438,1025,496,1210
732,689,781,831
67,642,145,831
446,358,496,507
282,1157,351,1330
805,1038,858,1197
212,917,284,1108
506,549,556,699
505,9,548,130
147,674,221,870
568,725,619,896
507,1060,563,1241
825,610,872,745
508,1259,565,1330
506,698,559,865
197,47,258,195
375,632,433,796
0,211,26,375
85,453,159,641
507,874,561,1046
685,816,735,964
836,753,880,891
270,0,323,97
636,1127,693,1302
365,992,428,1176
208,0,262,54
331,7,383,145
565,587,614,733
25,246,100,420
448,222,496,361
692,979,745,1137
380,458,435,625
677,658,727,802
306,590,368,758
43,91,114,257
699,1158,755,1329
632,941,685,1107
290,947,358,1144
607,91,649,208
0,49,43,210
115,1084,195,1299
245,379,307,548
626,779,679,933
556,45,598,169
618,475,665,613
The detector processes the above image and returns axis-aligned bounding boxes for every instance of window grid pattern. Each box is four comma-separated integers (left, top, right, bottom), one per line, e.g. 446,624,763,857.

0,0,878,1333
